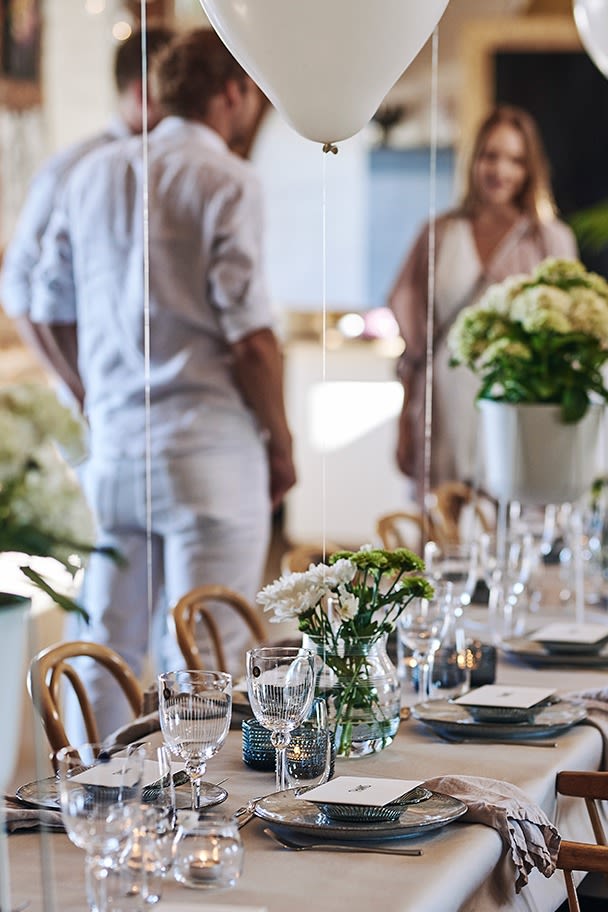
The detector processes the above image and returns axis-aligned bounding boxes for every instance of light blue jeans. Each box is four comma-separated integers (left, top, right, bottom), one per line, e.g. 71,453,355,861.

66,435,270,740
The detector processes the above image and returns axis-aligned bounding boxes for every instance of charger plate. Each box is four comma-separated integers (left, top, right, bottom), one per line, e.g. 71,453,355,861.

501,637,608,668
15,776,227,811
411,698,586,740
254,788,466,840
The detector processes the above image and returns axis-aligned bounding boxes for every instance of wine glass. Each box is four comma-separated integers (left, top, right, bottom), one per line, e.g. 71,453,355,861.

56,742,145,912
246,646,316,792
424,541,478,609
397,588,449,703
158,670,232,811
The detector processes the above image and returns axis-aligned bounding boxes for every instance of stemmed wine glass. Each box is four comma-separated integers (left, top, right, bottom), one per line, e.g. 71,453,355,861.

397,588,449,704
56,742,145,912
246,646,317,792
158,670,232,811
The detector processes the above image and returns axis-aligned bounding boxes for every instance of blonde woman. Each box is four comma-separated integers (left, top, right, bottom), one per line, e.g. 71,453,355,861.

389,105,577,493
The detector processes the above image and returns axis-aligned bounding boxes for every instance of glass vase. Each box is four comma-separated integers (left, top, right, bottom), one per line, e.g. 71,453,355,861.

310,635,400,759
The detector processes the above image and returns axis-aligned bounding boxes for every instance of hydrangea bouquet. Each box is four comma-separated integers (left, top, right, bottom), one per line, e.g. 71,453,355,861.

448,258,608,423
258,547,433,757
0,384,120,621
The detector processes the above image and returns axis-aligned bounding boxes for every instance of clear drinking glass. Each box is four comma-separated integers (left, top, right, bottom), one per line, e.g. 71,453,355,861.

397,588,448,703
56,742,145,912
246,646,316,792
284,697,333,791
158,670,232,811
424,541,478,608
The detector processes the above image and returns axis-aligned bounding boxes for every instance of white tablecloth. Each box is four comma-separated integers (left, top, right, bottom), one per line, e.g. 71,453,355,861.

6,646,607,912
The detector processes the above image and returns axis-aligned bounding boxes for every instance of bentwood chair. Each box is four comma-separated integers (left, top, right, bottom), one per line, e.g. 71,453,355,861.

555,770,608,911
429,481,496,545
375,510,434,555
171,584,266,672
280,542,342,574
27,640,144,766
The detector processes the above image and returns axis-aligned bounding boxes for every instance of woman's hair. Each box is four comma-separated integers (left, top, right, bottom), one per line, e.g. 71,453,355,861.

458,105,557,223
152,28,247,120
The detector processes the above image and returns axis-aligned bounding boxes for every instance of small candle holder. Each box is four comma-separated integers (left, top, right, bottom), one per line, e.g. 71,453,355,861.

173,814,243,891
242,718,335,786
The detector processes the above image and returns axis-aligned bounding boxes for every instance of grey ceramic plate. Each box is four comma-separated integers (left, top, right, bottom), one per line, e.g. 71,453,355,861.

254,788,466,840
15,776,227,812
411,698,586,739
501,637,608,668
531,633,608,655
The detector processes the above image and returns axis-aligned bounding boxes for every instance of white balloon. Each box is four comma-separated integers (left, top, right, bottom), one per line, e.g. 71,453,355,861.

199,0,450,144
574,0,608,79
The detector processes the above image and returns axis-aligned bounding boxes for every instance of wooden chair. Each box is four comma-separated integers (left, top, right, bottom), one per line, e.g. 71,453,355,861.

555,770,608,911
280,542,342,574
27,640,143,764
172,584,266,672
429,481,496,544
375,510,434,554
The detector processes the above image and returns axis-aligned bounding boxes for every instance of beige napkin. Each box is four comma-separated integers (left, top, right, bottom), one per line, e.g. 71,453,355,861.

423,775,560,893
565,686,608,770
3,795,64,833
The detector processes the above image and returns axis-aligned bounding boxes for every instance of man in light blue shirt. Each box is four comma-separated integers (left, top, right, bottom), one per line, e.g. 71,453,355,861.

32,29,296,737
1,25,174,398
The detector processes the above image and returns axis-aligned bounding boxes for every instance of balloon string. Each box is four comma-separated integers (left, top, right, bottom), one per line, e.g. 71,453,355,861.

423,26,439,542
321,153,328,562
140,1,154,655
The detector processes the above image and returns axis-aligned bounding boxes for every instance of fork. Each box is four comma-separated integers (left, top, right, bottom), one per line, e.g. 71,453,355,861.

435,733,558,748
263,828,423,856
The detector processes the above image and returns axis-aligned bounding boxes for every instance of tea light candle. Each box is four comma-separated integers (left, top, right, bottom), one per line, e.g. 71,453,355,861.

188,854,223,884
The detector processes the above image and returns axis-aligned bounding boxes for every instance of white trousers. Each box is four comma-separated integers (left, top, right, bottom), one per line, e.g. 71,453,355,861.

66,435,270,741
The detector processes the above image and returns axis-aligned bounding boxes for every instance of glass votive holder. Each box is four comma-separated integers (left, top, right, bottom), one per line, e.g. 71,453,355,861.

172,813,243,891
242,718,335,785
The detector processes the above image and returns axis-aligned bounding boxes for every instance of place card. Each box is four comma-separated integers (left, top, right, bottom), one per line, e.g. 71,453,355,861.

298,776,423,807
454,684,555,709
531,623,608,645
71,758,185,788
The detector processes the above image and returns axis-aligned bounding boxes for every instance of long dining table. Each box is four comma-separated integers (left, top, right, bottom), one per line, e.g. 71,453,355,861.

5,600,608,912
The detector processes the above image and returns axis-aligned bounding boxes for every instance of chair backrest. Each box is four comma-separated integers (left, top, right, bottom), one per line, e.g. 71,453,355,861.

280,542,342,574
375,510,431,554
556,769,608,911
429,481,496,544
556,841,608,912
27,640,143,763
172,584,266,672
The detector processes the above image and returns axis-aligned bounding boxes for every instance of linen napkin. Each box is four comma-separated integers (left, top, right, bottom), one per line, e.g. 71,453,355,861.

423,775,560,893
565,686,608,770
3,795,64,833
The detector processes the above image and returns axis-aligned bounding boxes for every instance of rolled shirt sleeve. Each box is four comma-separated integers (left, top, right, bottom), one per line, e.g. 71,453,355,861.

30,200,77,325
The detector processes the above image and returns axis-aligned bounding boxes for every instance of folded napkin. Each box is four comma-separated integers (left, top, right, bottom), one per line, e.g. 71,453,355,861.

423,775,560,893
3,795,64,834
565,686,608,770
103,710,161,749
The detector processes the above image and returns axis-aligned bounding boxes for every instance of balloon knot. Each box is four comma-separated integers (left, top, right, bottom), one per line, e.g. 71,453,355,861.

322,143,339,155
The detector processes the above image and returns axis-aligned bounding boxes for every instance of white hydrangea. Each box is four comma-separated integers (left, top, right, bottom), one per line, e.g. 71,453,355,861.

510,285,573,334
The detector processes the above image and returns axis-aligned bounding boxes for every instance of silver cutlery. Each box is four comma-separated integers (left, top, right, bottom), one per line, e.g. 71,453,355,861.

436,734,558,748
263,828,423,856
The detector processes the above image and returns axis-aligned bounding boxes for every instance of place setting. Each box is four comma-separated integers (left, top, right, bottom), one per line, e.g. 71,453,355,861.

501,622,608,668
411,683,588,743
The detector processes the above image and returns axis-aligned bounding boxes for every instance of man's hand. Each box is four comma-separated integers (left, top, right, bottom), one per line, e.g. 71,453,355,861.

268,441,296,510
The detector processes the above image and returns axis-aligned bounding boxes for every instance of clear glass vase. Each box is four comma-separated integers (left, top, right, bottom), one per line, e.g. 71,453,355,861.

310,635,400,759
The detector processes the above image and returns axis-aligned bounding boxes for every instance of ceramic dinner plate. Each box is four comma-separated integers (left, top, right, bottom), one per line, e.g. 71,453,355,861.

254,788,467,841
411,698,586,740
15,776,227,812
501,637,608,668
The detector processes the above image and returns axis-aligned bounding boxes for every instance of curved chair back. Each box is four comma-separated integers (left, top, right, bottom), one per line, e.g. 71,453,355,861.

375,510,433,554
429,481,496,545
556,769,608,911
280,542,342,574
172,584,266,672
27,640,143,763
